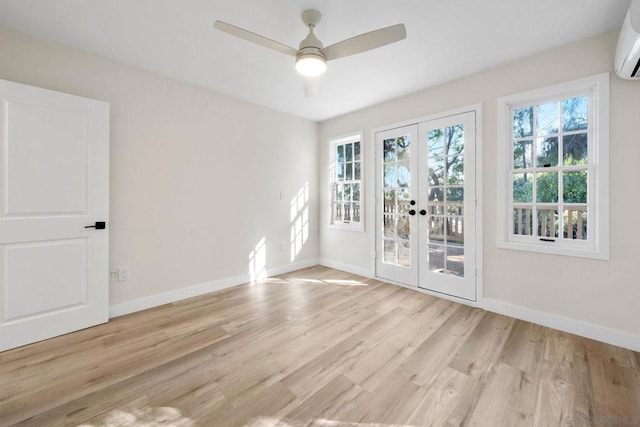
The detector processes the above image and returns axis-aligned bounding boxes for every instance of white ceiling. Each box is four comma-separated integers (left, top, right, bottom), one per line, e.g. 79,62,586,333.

0,0,630,122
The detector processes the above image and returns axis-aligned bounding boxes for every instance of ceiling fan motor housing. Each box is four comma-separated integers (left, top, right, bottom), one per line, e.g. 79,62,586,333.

296,18,326,77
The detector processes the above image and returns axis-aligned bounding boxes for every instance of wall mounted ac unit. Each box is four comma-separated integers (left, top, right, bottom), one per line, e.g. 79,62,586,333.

615,0,640,79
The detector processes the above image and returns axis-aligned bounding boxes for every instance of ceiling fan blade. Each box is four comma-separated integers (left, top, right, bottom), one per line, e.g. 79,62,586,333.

322,23,406,61
214,20,298,57
303,76,319,97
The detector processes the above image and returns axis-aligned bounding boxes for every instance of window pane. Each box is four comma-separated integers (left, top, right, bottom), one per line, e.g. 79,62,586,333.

397,136,411,161
429,187,444,203
536,101,559,136
447,203,463,216
564,207,587,240
428,244,445,272
346,162,353,180
383,240,396,264
335,183,343,201
428,216,444,243
345,143,353,162
513,106,533,138
398,240,410,267
429,156,445,186
337,163,344,181
354,141,361,161
383,139,396,161
447,187,464,202
446,246,464,277
344,183,351,201
513,173,532,203
536,137,558,167
513,207,533,235
384,164,396,187
536,172,558,203
383,190,396,213
537,208,559,238
352,183,360,202
397,162,410,187
337,145,344,163
428,204,444,215
563,171,587,204
334,203,343,221
397,188,410,202
428,129,445,156
354,162,361,180
447,156,464,185
446,216,464,244
563,133,588,165
446,125,464,154
513,140,533,169
397,215,410,240
383,214,395,238
353,203,361,222
562,96,588,132
397,193,410,214
344,203,352,221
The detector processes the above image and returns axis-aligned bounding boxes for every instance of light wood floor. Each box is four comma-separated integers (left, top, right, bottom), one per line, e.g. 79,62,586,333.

1,266,639,427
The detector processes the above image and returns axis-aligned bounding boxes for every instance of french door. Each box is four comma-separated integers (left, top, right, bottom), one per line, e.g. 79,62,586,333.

375,111,477,301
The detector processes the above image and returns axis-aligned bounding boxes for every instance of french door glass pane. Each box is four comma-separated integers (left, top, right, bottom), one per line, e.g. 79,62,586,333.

427,124,466,278
382,136,412,267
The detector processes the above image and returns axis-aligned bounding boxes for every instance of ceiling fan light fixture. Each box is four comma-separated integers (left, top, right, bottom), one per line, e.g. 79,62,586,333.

295,53,327,77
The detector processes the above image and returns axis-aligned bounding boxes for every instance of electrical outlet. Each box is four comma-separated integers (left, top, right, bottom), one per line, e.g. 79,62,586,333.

118,267,129,282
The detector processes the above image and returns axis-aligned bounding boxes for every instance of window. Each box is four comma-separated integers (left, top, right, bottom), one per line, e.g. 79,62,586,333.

329,133,363,231
497,74,609,259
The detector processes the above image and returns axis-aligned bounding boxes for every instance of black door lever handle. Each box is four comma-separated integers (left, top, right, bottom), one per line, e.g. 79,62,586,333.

85,221,106,229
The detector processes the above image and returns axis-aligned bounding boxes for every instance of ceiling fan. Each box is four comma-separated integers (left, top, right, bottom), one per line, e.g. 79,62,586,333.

214,10,407,97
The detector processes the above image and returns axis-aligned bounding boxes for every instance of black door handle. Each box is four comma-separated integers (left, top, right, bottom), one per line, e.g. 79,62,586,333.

420,209,427,216
85,221,106,229
408,209,416,216
410,200,416,205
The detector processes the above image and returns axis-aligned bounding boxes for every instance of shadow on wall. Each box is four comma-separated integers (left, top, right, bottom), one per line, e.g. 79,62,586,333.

290,182,310,263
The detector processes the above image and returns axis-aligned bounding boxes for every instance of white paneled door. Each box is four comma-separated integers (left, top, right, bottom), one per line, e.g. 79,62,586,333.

0,79,109,352
376,111,478,301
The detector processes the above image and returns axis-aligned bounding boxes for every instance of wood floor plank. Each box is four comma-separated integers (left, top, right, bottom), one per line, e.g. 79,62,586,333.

399,304,485,387
467,362,539,427
1,265,638,426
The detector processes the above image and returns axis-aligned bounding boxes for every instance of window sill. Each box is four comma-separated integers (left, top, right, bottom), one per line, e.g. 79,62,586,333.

328,223,364,232
497,240,609,260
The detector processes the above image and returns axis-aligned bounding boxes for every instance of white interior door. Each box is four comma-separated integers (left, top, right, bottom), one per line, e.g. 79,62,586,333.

375,111,478,301
0,79,109,352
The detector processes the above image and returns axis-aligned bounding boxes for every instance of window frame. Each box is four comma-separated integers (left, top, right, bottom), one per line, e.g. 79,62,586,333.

496,73,609,259
329,132,364,232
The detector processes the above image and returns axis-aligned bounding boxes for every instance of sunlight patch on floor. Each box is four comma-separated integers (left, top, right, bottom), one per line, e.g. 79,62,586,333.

289,277,368,287
78,406,193,427
248,417,416,427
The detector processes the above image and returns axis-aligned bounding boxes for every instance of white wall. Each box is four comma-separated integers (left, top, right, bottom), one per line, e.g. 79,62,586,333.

319,31,640,345
0,28,318,310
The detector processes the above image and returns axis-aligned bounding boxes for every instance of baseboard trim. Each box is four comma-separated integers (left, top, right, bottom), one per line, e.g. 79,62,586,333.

483,298,640,352
109,258,319,318
318,258,374,279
